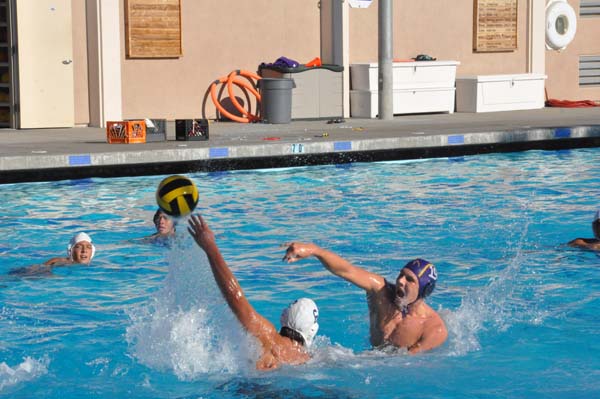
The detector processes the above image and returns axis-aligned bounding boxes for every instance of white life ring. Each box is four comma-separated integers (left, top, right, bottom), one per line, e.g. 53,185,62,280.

546,0,577,51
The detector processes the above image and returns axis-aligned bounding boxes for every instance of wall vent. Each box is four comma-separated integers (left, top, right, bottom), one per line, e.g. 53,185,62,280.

580,0,600,16
579,56,600,86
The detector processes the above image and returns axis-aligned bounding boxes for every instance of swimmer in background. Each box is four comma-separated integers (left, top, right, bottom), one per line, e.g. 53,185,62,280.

9,232,96,276
143,209,176,244
568,209,600,251
188,214,319,370
283,243,447,354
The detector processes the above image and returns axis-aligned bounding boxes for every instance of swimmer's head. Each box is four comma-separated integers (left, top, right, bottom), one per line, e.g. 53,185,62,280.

153,209,176,236
593,209,600,239
279,298,319,347
401,258,437,299
67,232,95,264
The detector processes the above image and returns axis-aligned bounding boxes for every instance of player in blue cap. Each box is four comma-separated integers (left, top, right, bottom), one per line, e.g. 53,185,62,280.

283,243,447,354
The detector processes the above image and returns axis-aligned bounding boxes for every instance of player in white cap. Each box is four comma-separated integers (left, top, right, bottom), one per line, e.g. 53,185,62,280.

568,209,600,251
187,214,319,370
45,232,96,266
9,232,96,276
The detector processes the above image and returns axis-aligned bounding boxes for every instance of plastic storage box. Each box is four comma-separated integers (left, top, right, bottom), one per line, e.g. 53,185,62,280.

175,119,209,141
106,120,146,144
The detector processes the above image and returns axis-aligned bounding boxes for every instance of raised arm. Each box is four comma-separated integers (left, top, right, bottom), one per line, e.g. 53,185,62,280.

188,214,276,339
283,242,385,292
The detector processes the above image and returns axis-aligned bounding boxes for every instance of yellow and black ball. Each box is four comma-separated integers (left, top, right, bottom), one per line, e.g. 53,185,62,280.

156,175,199,217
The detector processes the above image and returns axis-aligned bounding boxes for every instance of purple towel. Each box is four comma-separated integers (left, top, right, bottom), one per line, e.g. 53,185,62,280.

260,56,300,69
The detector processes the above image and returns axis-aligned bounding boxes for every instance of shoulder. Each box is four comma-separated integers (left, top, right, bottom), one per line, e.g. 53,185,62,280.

367,279,395,300
425,305,447,334
44,257,72,266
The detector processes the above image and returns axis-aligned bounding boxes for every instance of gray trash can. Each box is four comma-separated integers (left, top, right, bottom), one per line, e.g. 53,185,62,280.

258,78,295,124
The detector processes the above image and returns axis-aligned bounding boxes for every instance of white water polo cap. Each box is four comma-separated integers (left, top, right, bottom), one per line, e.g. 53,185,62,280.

67,232,96,261
280,298,319,347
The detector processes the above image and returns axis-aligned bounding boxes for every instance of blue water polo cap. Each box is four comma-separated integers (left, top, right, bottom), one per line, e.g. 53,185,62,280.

403,258,437,299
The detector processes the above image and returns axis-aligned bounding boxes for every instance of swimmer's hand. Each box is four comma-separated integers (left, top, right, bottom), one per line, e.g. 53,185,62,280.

187,214,216,251
282,242,318,263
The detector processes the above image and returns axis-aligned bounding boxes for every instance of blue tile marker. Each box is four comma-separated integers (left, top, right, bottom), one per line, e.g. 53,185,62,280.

448,135,465,145
69,154,91,166
209,147,229,158
554,128,572,138
334,141,352,151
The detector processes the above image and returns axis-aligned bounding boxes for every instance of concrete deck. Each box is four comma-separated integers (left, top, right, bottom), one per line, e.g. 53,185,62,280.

1,107,600,183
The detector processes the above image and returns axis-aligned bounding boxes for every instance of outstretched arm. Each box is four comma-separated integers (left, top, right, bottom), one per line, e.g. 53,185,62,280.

283,242,385,292
568,238,600,250
188,214,276,339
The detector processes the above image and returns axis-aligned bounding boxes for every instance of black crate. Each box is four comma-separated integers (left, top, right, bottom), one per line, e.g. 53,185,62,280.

145,119,167,142
175,119,209,141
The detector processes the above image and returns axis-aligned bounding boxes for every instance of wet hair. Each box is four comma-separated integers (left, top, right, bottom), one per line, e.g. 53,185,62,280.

279,326,305,346
153,209,164,226
153,209,176,229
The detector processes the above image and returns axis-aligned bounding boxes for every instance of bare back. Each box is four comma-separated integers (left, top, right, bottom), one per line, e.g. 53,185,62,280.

255,332,311,370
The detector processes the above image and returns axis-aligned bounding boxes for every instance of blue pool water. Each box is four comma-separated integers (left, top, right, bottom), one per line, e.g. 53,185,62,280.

1,148,599,398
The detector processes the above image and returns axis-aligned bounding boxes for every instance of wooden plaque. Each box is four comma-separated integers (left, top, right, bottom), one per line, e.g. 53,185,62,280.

473,0,518,52
125,0,182,58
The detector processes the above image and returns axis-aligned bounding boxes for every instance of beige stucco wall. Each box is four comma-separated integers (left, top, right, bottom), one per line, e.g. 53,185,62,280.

546,0,600,101
348,0,529,74
72,0,89,126
70,0,598,125
119,0,321,120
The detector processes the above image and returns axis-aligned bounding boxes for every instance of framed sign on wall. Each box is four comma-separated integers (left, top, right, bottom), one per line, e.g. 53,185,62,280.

125,0,182,58
473,0,518,52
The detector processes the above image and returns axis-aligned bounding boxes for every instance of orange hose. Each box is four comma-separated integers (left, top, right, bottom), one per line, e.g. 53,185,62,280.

210,73,261,123
226,70,261,122
546,99,600,107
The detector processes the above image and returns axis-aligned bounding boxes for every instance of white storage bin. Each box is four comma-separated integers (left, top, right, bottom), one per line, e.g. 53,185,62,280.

455,74,547,113
350,61,459,91
350,88,456,118
349,61,459,118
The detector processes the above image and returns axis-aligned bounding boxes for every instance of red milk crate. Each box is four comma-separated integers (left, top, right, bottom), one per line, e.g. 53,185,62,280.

106,120,146,144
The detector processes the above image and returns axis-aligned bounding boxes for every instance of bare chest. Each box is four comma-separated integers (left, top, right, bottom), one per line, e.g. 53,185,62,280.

381,316,427,348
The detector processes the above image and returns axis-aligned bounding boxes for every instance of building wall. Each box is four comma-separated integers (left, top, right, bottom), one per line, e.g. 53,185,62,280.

546,0,600,100
348,0,529,74
72,0,89,126
70,1,599,126
119,0,321,120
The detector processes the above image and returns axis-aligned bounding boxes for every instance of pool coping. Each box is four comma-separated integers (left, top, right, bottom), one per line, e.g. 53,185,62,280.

1,108,600,183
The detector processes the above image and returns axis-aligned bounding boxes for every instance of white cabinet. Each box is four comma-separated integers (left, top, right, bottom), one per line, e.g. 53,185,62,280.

350,61,459,118
455,74,547,113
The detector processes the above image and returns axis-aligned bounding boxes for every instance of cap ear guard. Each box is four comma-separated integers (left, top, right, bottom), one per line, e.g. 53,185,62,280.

302,321,319,347
420,279,436,299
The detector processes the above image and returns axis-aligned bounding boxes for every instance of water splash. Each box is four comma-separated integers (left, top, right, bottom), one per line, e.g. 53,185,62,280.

126,232,258,379
0,356,49,392
444,214,533,356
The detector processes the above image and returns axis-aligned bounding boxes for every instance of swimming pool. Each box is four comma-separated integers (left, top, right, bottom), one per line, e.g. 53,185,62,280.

1,148,599,398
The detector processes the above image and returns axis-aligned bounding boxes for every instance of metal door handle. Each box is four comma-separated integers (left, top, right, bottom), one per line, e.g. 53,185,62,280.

62,59,72,65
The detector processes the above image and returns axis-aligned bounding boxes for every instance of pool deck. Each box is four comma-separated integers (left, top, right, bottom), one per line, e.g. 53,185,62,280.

1,107,600,183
